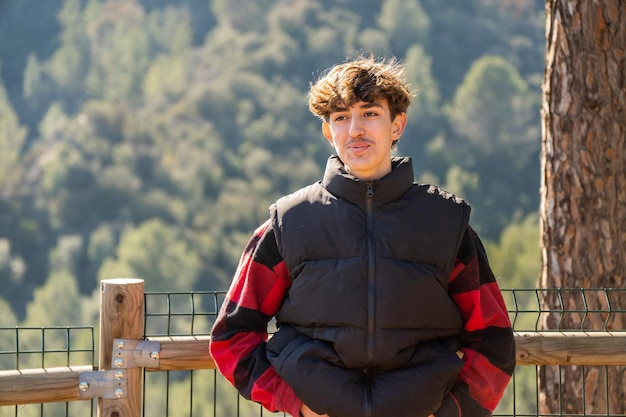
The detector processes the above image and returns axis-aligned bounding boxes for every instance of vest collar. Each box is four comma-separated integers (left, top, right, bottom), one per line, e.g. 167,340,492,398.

321,155,415,206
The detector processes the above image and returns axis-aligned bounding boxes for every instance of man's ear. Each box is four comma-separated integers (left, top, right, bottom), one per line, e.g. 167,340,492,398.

322,122,334,145
391,112,408,140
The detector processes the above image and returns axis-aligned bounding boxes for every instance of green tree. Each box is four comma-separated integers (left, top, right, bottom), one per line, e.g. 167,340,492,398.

421,0,544,101
0,76,30,312
378,0,429,55
0,295,18,371
142,54,189,109
448,55,536,157
0,238,25,324
38,101,69,142
486,214,541,289
22,0,89,116
445,55,540,238
399,44,443,173
97,218,200,292
357,28,392,57
0,295,17,327
146,6,193,54
23,270,81,327
0,71,28,189
211,0,272,32
84,0,152,102
50,234,83,278
404,44,440,121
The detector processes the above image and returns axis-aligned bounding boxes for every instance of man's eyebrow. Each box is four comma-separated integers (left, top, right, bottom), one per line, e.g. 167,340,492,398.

332,102,383,113
357,102,384,110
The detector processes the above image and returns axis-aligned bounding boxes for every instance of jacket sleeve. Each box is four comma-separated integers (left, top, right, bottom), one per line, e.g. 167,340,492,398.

209,219,302,417
435,226,516,417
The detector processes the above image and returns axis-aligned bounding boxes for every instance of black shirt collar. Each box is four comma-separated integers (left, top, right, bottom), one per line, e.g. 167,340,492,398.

321,155,415,207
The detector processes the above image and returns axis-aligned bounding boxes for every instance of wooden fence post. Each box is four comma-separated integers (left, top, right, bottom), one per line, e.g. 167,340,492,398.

99,278,144,417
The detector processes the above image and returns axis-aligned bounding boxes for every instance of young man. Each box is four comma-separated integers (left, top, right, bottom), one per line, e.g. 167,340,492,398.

209,56,516,417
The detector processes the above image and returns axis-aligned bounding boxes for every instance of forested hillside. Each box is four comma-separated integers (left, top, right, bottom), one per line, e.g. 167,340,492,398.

0,0,544,324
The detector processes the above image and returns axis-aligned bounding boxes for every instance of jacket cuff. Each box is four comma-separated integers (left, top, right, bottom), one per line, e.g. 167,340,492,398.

435,392,461,417
274,382,302,417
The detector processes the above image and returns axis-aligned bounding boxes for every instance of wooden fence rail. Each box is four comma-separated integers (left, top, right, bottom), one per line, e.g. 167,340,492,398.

0,365,93,405
1,279,626,414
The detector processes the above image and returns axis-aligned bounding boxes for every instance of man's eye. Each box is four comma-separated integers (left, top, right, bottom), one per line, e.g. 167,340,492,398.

365,111,378,117
334,115,347,122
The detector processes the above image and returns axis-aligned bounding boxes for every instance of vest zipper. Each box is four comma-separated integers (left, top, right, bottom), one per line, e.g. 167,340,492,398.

365,181,375,417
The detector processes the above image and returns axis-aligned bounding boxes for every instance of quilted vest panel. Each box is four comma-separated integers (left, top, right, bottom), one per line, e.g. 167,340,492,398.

271,179,469,370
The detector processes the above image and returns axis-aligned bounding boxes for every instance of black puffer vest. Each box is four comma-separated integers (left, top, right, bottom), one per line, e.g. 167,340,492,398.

266,156,470,417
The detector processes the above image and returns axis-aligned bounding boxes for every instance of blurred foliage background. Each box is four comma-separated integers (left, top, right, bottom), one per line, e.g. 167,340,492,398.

0,0,544,326
0,1,545,414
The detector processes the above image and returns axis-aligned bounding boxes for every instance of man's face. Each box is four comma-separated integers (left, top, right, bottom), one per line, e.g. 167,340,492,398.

322,99,407,181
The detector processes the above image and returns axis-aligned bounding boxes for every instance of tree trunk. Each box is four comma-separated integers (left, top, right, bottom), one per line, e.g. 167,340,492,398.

540,1,626,415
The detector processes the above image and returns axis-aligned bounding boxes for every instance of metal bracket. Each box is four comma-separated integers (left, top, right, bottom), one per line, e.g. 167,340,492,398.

112,339,161,369
78,369,127,399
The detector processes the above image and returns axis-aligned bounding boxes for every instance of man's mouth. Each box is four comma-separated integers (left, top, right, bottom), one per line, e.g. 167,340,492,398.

348,141,370,150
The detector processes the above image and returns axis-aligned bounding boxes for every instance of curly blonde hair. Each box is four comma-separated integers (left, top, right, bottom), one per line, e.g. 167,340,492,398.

308,56,414,121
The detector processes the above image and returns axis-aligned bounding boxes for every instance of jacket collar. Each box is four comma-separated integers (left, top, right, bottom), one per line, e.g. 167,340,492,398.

321,155,415,206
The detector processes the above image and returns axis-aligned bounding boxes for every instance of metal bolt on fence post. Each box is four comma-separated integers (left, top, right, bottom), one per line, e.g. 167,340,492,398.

79,381,89,392
115,340,125,349
150,351,160,360
114,370,125,379
114,358,124,368
115,388,124,398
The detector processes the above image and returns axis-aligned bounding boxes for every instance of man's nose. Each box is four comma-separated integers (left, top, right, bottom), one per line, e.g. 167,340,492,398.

349,117,365,137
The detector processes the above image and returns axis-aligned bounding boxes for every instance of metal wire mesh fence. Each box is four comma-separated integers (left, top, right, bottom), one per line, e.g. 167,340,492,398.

504,288,626,332
1,288,626,417
0,326,96,417
499,288,626,417
141,291,284,417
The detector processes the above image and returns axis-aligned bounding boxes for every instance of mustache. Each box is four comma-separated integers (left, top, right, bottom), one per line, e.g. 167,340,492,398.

346,138,373,146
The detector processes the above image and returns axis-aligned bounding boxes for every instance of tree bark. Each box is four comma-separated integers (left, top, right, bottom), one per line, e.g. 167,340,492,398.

540,1,626,415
